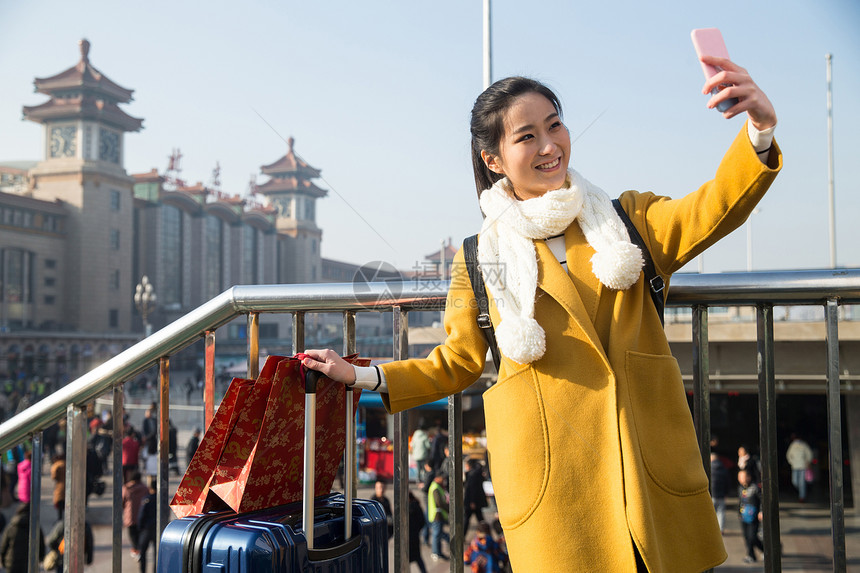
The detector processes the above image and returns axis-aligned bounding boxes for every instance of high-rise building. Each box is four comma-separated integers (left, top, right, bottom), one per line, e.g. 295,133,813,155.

131,169,280,329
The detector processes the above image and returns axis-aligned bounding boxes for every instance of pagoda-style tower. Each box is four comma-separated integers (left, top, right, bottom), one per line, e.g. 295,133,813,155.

23,38,143,167
257,137,326,283
22,39,142,332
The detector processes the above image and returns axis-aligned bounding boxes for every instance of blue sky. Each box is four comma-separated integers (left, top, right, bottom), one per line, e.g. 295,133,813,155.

1,0,858,274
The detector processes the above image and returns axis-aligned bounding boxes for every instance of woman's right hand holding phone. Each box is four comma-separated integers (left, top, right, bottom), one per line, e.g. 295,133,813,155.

700,55,777,131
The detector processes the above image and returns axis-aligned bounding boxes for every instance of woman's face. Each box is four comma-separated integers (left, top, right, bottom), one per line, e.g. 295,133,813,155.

482,92,571,200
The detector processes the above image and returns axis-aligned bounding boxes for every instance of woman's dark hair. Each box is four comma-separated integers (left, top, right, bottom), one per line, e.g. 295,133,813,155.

470,76,563,197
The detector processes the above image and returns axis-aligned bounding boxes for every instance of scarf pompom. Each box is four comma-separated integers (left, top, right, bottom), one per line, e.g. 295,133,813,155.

495,314,546,365
590,241,644,290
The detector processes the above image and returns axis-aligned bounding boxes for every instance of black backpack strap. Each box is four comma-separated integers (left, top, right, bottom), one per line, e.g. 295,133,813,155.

611,199,665,325
463,234,501,372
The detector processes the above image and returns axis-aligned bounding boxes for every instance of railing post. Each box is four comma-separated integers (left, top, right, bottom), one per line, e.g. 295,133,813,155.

448,393,464,573
112,385,124,573
157,357,170,538
756,303,781,571
204,330,216,430
292,311,306,354
692,305,711,476
27,432,41,573
64,404,86,573
825,298,846,571
342,310,357,537
392,306,410,573
247,312,260,379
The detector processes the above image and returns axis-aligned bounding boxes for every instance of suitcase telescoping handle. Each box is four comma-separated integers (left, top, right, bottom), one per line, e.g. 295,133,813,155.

344,381,355,540
303,368,320,550
302,367,355,551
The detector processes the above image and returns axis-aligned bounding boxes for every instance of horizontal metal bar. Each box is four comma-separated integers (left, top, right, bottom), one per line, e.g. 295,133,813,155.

0,269,858,451
681,373,860,381
665,269,860,306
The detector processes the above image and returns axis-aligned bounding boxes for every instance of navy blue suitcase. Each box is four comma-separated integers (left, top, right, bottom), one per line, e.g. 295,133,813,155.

157,492,388,572
157,367,389,572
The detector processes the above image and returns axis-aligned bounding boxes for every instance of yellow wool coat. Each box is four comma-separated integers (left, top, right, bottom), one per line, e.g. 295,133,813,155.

381,124,782,572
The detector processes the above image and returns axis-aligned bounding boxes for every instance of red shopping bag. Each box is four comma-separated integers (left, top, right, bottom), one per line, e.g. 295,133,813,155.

169,376,255,518
209,353,370,513
208,355,286,494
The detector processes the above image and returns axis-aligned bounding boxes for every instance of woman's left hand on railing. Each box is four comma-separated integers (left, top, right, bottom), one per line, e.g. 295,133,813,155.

301,350,356,385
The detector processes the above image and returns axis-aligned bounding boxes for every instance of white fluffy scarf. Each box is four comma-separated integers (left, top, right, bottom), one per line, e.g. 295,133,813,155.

477,169,644,364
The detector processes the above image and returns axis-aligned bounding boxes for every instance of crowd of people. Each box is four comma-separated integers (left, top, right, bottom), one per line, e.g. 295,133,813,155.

709,432,816,565
116,402,199,573
0,374,58,426
372,461,510,573
398,419,510,572
0,392,204,573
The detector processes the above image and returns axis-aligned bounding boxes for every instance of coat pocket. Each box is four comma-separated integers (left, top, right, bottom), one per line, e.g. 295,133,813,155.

482,364,549,529
625,350,709,496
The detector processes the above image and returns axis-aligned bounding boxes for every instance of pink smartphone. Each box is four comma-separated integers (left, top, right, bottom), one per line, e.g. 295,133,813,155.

691,28,739,112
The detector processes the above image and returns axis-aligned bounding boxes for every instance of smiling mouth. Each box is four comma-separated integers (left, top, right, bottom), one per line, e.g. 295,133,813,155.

536,158,560,171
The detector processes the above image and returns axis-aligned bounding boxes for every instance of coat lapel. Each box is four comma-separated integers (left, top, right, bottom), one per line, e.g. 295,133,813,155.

563,222,603,324
534,223,606,357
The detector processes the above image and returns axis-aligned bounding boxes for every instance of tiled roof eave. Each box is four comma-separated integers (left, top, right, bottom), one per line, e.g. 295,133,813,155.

33,63,134,103
22,100,143,132
256,180,327,198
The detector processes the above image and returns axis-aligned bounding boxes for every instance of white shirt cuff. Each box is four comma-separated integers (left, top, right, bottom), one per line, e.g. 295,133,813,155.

350,365,388,393
748,121,775,156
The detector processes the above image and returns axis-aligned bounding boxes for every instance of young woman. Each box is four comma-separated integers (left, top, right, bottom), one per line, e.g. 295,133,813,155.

303,54,781,571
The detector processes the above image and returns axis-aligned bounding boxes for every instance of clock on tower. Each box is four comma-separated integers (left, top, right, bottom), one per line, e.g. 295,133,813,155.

99,128,120,164
49,125,77,158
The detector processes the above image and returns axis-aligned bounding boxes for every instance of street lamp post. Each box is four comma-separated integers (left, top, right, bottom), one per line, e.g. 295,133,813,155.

134,275,158,337
483,0,492,90
826,53,836,268
747,208,760,272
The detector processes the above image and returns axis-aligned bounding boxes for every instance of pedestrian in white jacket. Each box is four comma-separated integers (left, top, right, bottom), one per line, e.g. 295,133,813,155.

786,434,813,502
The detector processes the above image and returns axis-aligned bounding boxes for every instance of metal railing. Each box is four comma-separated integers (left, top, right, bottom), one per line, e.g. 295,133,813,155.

0,269,859,573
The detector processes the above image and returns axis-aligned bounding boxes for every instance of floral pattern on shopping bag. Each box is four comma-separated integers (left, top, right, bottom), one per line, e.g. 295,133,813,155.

208,356,287,508
169,376,255,518
211,354,369,513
